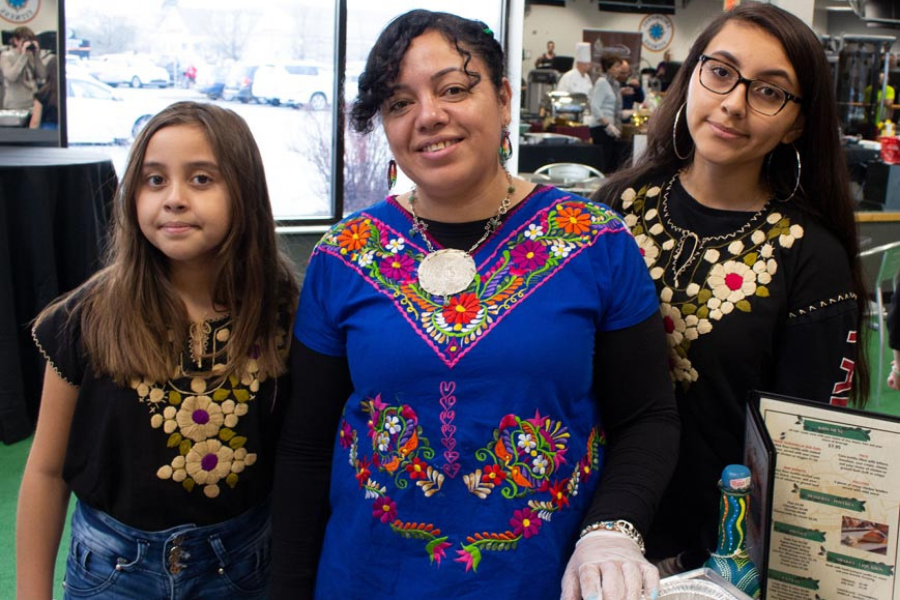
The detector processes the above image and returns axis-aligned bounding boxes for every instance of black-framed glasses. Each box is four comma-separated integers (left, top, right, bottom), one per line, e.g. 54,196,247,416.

698,54,803,116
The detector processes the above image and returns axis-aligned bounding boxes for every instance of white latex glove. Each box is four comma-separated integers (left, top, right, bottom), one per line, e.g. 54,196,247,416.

560,530,659,600
604,123,621,139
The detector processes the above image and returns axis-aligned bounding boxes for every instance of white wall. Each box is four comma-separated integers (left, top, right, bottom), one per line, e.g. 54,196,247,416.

523,0,723,71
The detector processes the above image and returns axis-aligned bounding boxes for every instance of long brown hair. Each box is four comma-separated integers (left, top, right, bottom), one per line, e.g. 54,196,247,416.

597,2,870,405
39,102,298,384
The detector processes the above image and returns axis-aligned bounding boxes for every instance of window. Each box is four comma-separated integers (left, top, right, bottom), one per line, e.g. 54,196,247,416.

63,0,508,223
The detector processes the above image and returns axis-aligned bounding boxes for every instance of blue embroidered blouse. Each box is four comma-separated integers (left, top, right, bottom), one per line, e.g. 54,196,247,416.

285,185,665,599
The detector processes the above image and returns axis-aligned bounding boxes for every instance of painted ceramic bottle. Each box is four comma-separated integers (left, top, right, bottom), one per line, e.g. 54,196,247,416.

703,464,761,598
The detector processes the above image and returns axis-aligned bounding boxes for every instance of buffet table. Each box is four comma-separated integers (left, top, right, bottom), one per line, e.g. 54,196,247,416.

0,147,117,444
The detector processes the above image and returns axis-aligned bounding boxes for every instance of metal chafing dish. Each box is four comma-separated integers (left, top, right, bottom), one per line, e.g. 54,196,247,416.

657,568,755,600
0,110,30,127
541,91,589,123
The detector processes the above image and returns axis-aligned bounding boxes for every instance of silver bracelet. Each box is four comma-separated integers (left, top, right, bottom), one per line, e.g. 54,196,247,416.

579,519,646,555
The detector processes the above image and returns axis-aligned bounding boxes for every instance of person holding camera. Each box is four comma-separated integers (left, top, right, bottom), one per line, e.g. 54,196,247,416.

2,26,47,110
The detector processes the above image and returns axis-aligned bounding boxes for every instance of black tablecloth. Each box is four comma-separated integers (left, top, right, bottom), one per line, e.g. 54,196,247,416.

0,147,117,444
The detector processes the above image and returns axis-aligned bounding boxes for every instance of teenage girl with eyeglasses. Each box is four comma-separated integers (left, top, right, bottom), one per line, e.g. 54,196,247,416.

595,1,870,575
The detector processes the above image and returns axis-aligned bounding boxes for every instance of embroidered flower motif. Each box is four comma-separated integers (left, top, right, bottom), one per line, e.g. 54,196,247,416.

510,508,542,539
355,457,371,487
376,431,391,452
385,415,402,435
176,395,224,442
357,250,375,267
648,223,664,236
524,223,544,240
373,496,397,523
337,221,371,251
555,205,593,235
670,352,698,384
685,283,701,297
683,314,712,341
662,239,676,251
230,447,257,474
517,433,537,452
510,239,549,272
752,230,767,245
339,421,354,448
620,188,637,209
634,234,660,268
154,405,179,434
442,293,482,328
549,479,571,509
157,455,187,483
532,455,549,475
386,237,406,253
708,261,757,303
185,439,234,497
660,303,687,347
760,243,774,258
644,208,658,222
482,464,507,484
550,239,575,259
647,186,661,198
779,224,804,249
704,249,720,263
767,212,783,224
380,253,415,282
406,457,429,480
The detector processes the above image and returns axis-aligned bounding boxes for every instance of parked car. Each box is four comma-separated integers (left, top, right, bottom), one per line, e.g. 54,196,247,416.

88,54,171,88
198,65,230,100
65,73,169,144
251,62,332,109
222,62,259,103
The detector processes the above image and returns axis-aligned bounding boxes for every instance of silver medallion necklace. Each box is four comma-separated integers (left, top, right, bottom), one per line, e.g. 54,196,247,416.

409,172,515,297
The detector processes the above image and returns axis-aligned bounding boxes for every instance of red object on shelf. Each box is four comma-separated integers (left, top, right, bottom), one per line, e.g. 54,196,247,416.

881,136,900,165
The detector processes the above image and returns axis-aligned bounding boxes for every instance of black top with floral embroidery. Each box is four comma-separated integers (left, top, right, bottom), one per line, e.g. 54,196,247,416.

32,291,290,531
610,175,859,564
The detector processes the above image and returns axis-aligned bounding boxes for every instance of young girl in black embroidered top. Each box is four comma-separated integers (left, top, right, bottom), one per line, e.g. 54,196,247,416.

16,101,298,600
594,1,870,577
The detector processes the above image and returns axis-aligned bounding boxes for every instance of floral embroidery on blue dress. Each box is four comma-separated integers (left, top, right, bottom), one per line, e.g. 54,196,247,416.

343,396,604,572
316,199,627,367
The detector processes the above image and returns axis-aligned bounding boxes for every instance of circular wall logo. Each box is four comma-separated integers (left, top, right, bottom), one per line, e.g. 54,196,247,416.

1,0,41,24
640,14,674,52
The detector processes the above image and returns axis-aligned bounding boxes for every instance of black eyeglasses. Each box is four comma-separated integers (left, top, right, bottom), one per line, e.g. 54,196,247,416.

698,54,803,116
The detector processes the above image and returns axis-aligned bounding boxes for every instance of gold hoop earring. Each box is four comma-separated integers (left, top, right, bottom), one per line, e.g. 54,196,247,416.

673,102,693,161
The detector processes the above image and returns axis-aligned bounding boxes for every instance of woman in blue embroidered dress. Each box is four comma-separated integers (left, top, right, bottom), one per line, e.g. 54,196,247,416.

272,10,679,600
593,2,870,576
17,102,298,600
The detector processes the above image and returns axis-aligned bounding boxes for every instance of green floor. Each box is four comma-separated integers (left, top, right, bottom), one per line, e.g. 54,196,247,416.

2,342,900,598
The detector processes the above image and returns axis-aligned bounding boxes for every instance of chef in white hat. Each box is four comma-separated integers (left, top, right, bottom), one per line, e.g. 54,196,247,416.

556,42,594,95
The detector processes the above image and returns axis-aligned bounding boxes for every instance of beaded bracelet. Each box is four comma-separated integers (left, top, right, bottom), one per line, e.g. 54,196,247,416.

579,519,646,555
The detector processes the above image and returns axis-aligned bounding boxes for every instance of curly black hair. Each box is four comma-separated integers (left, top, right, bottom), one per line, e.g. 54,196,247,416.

350,9,505,134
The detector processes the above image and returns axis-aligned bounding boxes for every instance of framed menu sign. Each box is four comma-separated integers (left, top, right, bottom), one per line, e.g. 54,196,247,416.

749,392,900,600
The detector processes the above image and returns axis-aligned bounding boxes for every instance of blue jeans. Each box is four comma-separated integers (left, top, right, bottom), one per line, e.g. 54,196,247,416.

63,500,271,600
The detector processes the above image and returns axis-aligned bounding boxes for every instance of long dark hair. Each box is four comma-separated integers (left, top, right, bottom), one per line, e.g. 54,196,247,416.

350,9,505,134
597,2,870,405
37,102,298,384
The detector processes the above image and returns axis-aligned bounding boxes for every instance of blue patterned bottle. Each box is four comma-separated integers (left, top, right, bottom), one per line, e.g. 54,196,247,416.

703,464,761,598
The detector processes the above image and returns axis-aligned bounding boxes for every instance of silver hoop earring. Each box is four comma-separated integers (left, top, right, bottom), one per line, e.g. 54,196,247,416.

769,145,802,203
673,102,693,161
